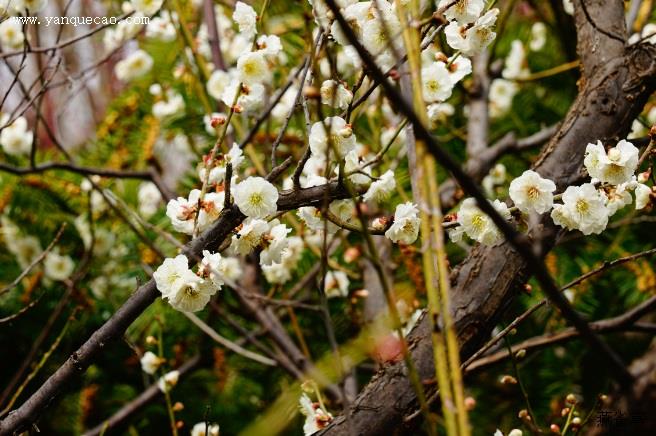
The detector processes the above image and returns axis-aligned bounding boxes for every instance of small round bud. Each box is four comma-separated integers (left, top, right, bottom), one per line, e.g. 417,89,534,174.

232,104,243,113
566,393,577,404
518,409,529,419
210,115,226,128
464,396,476,411
343,247,361,263
146,335,158,345
500,375,518,385
523,283,532,294
176,421,184,429
649,125,656,139
515,349,526,359
599,394,609,403
303,86,321,99
389,69,401,80
572,417,582,426
561,407,570,417
637,170,651,183
509,328,517,336
173,402,184,412
353,289,370,298
338,126,353,138
550,424,560,433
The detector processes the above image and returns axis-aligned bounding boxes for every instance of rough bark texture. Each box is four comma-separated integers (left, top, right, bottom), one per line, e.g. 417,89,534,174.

320,1,656,434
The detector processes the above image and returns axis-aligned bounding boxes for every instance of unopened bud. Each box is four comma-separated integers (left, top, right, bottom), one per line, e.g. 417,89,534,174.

232,105,243,113
146,335,158,345
464,397,476,410
176,421,184,429
211,115,226,128
599,394,609,402
649,125,656,139
638,170,651,183
523,283,532,294
500,375,517,385
561,407,570,417
515,349,526,359
389,69,401,80
566,393,577,404
344,246,361,263
550,424,560,433
353,289,369,298
173,402,184,412
339,126,353,138
509,328,517,336
572,417,582,426
518,409,530,419
303,86,321,99
372,216,389,230
435,53,449,63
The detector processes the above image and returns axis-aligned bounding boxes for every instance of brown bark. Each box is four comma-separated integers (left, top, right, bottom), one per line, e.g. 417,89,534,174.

319,1,656,434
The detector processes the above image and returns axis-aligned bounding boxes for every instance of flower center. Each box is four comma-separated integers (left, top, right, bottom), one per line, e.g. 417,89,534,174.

527,186,540,199
249,193,263,206
575,199,589,215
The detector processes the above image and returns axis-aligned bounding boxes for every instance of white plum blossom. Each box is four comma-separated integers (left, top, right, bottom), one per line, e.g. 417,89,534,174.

605,185,633,216
456,198,511,246
198,143,244,185
320,80,353,109
325,270,350,298
140,351,162,375
138,182,163,218
635,183,651,210
232,219,269,255
509,170,557,214
502,40,529,80
343,150,372,185
445,9,499,56
207,69,232,102
530,22,547,51
152,89,186,120
166,189,224,234
191,423,220,436
551,183,609,235
422,62,454,103
385,202,420,245
131,0,163,16
495,430,523,436
427,103,455,126
168,272,217,312
153,254,191,296
146,10,177,41
237,51,270,85
217,256,242,282
299,393,333,435
309,116,356,159
439,0,485,24
233,177,279,218
489,78,518,118
259,222,292,266
584,140,639,185
0,19,25,50
445,55,472,83
44,251,75,281
115,49,153,82
363,170,396,203
482,163,507,196
257,34,282,57
0,115,33,156
199,250,226,289
233,1,258,38
158,370,180,392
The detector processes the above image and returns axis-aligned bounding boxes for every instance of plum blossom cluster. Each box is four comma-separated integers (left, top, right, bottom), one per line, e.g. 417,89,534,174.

153,251,241,312
451,139,653,246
